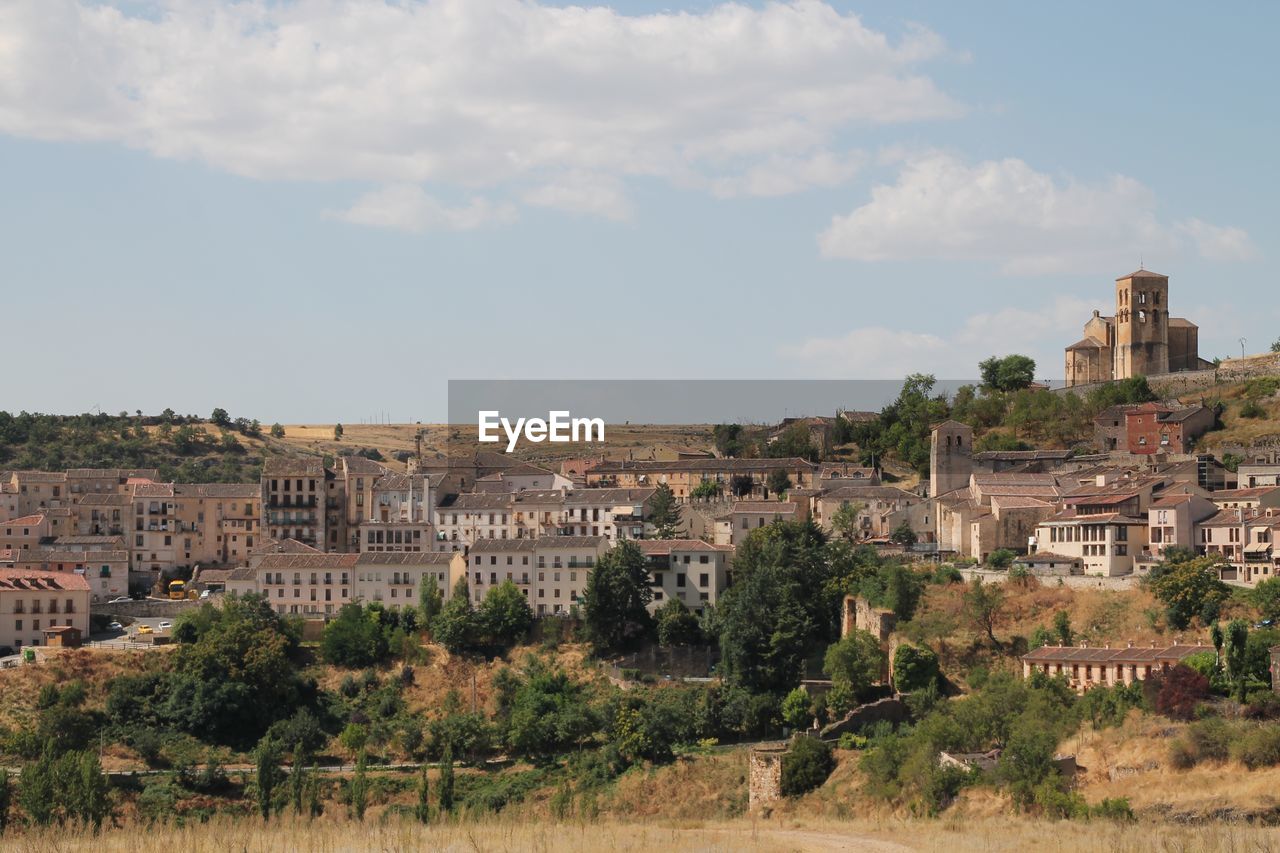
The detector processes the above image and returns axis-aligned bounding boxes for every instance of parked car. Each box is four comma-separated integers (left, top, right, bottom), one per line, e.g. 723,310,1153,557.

158,621,172,631
107,596,133,604
200,589,211,599
136,625,154,635
107,621,123,631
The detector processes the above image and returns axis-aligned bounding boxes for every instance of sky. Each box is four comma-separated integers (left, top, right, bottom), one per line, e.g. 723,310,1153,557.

1,0,1276,423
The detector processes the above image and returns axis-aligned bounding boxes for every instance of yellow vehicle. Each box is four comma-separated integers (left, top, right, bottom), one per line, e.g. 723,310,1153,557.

136,624,154,635
168,580,187,600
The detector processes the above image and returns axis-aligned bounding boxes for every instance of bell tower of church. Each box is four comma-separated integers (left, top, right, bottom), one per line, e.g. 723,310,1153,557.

1114,269,1170,379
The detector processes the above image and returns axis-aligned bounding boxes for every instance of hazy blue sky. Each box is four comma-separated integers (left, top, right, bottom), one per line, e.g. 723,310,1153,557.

1,1,1275,422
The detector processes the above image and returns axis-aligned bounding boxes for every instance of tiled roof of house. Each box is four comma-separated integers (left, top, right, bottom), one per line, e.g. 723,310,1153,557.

174,483,262,499
249,537,322,556
732,501,797,514
469,539,538,553
341,455,390,475
0,568,90,591
52,535,127,547
356,552,457,566
1024,643,1210,665
635,539,733,555
1211,487,1280,501
33,548,130,563
2,514,47,527
263,457,328,477
133,484,176,498
822,485,919,502
590,457,815,474
256,553,361,570
534,536,610,549
10,471,68,483
73,493,132,507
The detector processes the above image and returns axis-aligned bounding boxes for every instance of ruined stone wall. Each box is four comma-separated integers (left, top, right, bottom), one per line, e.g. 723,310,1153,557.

842,595,896,642
748,744,787,811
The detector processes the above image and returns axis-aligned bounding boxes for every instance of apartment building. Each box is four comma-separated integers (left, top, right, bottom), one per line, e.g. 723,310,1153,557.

465,537,610,615
586,457,816,500
433,493,514,550
1141,493,1219,568
65,468,158,496
473,463,571,493
262,458,330,549
0,568,90,650
1022,642,1213,692
0,513,53,553
2,548,129,602
728,500,798,547
6,471,68,516
72,493,130,536
814,485,923,540
251,551,465,616
1210,487,1280,512
1033,491,1151,577
637,539,731,615
358,472,433,553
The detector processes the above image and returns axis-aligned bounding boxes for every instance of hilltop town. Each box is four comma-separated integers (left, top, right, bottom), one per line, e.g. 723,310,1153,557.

3,269,1280,843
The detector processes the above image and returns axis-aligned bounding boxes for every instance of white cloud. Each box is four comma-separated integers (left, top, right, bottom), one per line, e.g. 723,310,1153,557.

0,0,959,229
329,185,516,233
818,153,1253,274
779,296,1098,379
709,150,866,198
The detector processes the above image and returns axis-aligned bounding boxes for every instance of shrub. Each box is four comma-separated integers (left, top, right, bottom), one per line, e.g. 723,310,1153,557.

1168,738,1198,770
837,732,868,750
1185,717,1232,763
781,736,834,796
1151,664,1210,720
1232,726,1280,769
1091,797,1135,822
892,644,940,694
1241,400,1267,419
780,687,813,731
987,549,1015,570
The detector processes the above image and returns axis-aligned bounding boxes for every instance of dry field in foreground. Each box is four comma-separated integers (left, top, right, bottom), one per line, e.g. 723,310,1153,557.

9,816,1280,853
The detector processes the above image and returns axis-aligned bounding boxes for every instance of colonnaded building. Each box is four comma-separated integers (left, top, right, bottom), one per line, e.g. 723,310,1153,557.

1064,269,1213,387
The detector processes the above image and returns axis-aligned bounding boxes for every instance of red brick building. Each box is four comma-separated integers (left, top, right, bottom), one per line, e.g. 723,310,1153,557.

1124,403,1215,455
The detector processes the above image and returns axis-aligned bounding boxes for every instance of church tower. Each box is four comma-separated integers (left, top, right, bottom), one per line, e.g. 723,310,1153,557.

1114,269,1170,379
930,420,973,498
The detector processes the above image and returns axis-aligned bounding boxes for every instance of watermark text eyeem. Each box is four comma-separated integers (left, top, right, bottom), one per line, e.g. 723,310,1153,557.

477,410,605,453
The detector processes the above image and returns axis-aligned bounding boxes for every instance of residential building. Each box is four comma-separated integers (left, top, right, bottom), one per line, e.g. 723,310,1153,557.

1140,493,1218,569
6,471,68,516
2,549,129,603
637,539,731,615
0,568,90,650
730,500,798,547
814,485,922,540
252,551,465,616
1239,464,1280,489
0,513,53,553
1123,403,1216,455
585,457,816,500
1022,642,1213,691
358,472,433,553
466,537,609,615
262,458,330,549
1210,487,1280,512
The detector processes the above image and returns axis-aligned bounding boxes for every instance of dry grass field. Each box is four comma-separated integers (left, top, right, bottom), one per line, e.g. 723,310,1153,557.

11,815,1280,853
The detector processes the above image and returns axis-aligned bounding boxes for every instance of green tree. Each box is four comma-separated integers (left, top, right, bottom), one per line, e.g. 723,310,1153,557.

713,423,748,457
1271,337,1280,353
581,541,653,653
768,423,820,462
781,736,834,796
0,768,10,834
270,423,286,438
655,598,703,646
1249,578,1280,622
18,748,55,826
255,738,283,822
210,407,231,427
781,687,813,730
339,723,369,755
648,482,683,538
415,763,430,824
438,743,455,814
831,501,866,541
718,520,831,693
987,549,1015,569
1052,610,1073,646
348,750,368,821
506,663,598,758
962,578,1006,646
889,520,917,547
691,479,723,500
1224,619,1250,702
824,630,887,708
767,468,793,498
892,644,939,693
979,354,1037,393
321,604,390,667
419,578,444,630
480,580,534,647
67,751,111,829
1150,556,1230,629
434,578,483,653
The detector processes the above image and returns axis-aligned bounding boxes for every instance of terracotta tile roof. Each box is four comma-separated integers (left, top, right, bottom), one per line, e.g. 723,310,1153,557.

174,483,261,499
10,471,67,483
1211,487,1280,501
732,501,797,514
635,539,733,554
2,513,47,527
1151,494,1195,508
590,458,815,474
132,484,175,498
249,537,322,556
256,553,361,570
32,549,129,563
822,485,919,502
73,493,132,507
0,568,90,591
1024,643,1210,665
990,495,1054,510
263,457,328,477
534,536,610,549
52,535,126,547
340,456,389,475
356,552,457,566
469,539,538,553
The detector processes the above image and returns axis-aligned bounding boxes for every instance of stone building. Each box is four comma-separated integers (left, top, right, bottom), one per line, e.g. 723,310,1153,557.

1065,269,1212,387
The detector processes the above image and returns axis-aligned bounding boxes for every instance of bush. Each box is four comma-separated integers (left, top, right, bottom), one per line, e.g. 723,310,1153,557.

1232,726,1280,769
1185,717,1232,763
837,732,868,750
987,549,1015,570
1241,400,1267,419
781,736,834,796
1151,664,1210,720
892,644,940,694
1090,797,1135,822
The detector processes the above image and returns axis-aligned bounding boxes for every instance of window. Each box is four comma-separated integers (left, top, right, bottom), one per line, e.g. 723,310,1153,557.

699,573,709,587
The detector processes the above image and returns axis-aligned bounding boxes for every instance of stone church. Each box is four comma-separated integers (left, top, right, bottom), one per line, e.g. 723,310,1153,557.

1064,269,1211,387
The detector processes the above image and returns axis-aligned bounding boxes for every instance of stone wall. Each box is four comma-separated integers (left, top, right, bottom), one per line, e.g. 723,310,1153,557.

842,595,896,642
90,598,204,618
1058,351,1280,398
748,743,787,811
819,696,910,740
